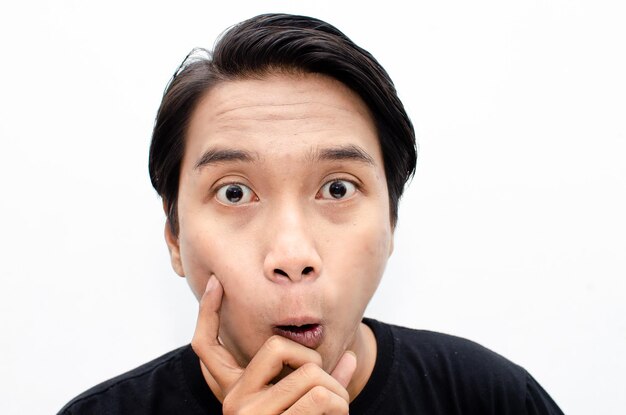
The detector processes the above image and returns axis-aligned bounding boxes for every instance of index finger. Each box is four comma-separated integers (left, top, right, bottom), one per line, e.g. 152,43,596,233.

191,274,243,392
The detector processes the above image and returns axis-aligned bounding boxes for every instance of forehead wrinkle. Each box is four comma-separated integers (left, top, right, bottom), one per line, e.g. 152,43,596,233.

214,101,313,118
213,99,359,122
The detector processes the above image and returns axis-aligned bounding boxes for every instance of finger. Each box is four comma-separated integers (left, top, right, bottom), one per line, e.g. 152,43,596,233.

250,361,350,411
283,385,350,415
239,335,324,388
194,275,223,346
229,336,348,411
330,351,357,389
191,274,242,391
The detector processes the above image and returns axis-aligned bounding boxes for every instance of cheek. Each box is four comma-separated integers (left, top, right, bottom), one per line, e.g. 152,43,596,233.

178,220,267,348
330,222,392,304
357,226,391,297
178,224,247,300
179,236,210,300
220,283,267,340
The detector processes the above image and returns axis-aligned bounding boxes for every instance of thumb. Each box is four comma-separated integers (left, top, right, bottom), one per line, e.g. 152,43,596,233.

330,350,357,389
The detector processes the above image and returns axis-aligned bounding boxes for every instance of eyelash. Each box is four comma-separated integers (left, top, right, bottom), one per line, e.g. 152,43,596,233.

213,181,256,205
212,177,361,205
316,178,359,200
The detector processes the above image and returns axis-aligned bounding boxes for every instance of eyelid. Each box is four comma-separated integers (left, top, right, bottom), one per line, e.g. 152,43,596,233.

214,181,258,205
321,172,363,188
210,175,254,196
317,178,359,200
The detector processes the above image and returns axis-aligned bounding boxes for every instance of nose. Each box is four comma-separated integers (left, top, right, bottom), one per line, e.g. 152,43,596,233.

263,207,322,283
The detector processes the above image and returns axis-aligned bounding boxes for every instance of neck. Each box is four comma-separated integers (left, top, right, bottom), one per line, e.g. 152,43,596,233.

346,321,377,401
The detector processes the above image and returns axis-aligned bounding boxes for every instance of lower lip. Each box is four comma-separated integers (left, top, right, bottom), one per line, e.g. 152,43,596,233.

272,324,324,349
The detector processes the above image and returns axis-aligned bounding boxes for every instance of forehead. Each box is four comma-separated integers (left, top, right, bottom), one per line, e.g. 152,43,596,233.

182,72,382,168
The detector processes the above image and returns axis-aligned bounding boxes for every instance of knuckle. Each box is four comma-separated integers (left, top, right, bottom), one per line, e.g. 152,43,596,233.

223,396,255,415
272,377,294,396
265,335,287,353
190,335,208,358
299,362,323,382
190,336,200,352
337,399,349,414
221,395,238,415
309,385,332,407
307,350,323,367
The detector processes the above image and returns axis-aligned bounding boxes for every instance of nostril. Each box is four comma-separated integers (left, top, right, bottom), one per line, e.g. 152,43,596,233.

302,266,314,275
274,269,288,277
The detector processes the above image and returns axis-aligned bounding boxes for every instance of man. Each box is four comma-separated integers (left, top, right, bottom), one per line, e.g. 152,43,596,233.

60,13,563,414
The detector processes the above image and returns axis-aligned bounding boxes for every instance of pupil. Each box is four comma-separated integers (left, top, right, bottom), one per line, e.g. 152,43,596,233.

225,185,243,202
329,181,347,198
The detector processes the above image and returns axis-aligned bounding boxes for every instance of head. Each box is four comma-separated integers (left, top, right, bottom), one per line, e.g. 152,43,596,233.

149,14,416,372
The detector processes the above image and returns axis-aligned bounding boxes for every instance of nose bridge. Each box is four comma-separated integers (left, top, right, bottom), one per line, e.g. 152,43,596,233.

263,201,322,283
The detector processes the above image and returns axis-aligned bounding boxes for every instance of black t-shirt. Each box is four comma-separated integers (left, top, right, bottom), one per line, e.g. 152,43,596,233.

59,318,564,414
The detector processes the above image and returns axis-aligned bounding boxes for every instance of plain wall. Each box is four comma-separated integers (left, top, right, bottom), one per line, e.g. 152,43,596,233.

1,1,624,413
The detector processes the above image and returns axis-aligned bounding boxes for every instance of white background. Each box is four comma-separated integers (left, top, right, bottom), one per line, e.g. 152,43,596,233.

1,1,624,414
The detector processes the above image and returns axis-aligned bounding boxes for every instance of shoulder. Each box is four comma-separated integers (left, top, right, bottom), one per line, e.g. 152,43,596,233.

389,321,525,379
58,345,192,415
369,318,525,381
363,319,563,414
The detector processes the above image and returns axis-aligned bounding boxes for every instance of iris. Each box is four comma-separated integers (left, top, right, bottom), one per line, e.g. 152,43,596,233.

329,181,347,198
225,185,244,203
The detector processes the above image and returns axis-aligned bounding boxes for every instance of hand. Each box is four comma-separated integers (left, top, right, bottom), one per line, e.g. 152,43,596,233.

192,274,358,414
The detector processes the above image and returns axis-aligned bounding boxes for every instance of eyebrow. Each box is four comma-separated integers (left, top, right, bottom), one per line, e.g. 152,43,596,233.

194,148,257,170
194,144,375,171
309,144,375,165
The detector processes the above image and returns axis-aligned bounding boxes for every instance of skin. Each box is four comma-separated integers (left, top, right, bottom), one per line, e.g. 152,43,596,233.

165,72,394,413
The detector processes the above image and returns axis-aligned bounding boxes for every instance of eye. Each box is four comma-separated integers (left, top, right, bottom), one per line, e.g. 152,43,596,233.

319,179,357,200
215,183,256,205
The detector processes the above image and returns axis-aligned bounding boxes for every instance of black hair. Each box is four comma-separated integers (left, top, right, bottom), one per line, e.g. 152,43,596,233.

149,13,417,234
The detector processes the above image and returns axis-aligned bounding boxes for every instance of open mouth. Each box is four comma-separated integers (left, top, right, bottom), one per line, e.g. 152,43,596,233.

273,323,324,349
278,324,317,333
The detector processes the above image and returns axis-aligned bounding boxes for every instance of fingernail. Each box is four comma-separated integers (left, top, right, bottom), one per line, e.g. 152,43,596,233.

205,275,217,292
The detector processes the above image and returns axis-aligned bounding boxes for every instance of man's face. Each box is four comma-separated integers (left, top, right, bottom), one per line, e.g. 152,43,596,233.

168,72,393,372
